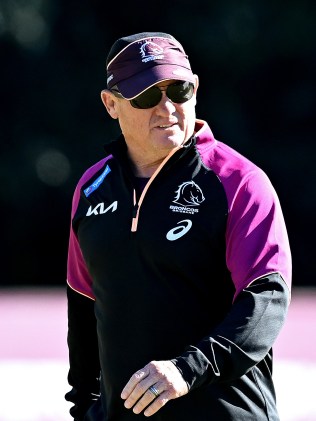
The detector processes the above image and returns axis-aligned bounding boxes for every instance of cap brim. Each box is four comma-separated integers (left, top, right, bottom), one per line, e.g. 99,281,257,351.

116,65,195,99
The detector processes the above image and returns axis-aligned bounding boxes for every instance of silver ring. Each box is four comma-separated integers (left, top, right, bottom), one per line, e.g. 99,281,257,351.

148,385,160,398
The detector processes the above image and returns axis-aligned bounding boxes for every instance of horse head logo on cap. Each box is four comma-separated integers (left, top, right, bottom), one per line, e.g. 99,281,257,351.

139,41,164,60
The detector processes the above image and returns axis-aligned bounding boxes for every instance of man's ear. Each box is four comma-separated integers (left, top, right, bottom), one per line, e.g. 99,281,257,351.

193,74,199,94
100,89,119,119
192,75,199,106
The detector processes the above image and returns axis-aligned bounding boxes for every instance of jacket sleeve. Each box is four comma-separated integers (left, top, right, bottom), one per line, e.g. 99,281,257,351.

171,272,290,390
65,286,101,421
65,180,100,420
172,156,292,390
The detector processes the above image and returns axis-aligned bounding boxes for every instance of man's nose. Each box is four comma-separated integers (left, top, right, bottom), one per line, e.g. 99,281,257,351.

156,90,176,112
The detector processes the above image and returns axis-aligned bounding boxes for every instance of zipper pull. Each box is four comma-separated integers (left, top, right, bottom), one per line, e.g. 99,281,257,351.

131,204,139,232
131,188,138,232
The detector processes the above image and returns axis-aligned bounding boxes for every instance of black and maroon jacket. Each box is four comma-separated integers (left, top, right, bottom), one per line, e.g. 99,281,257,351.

65,119,292,420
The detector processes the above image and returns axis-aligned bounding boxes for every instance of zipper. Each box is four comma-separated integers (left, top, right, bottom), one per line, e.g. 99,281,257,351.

130,146,181,232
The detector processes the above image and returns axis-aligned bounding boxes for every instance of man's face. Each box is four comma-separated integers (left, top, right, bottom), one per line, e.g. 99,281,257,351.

106,78,198,156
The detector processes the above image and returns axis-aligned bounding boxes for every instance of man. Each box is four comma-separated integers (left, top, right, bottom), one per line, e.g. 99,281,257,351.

65,32,292,420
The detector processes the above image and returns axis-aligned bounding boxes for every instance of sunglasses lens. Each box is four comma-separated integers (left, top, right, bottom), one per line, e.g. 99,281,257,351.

167,81,194,103
130,81,194,109
130,87,162,109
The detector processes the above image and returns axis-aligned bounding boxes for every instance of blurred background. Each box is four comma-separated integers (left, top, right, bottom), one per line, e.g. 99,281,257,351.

0,1,315,420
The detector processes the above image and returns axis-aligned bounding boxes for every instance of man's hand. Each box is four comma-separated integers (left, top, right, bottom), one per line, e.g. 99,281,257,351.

121,360,188,417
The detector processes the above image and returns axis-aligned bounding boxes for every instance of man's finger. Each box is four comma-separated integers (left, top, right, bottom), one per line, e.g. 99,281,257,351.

143,392,169,417
131,386,163,414
123,379,161,409
121,368,149,399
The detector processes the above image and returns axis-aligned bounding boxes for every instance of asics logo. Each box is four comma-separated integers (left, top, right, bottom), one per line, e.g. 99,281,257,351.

86,201,117,216
166,219,192,241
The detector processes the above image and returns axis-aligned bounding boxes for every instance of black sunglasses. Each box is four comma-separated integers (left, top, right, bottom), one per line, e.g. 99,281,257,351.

111,81,194,109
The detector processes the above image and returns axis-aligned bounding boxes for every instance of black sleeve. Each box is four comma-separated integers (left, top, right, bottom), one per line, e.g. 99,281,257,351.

171,273,290,390
65,285,101,421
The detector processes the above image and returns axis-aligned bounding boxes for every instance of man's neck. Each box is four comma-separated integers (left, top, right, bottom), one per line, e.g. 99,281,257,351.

127,146,177,177
128,155,166,177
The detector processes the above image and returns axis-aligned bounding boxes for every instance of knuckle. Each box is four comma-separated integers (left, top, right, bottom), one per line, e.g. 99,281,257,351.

148,361,159,372
164,390,174,400
134,369,146,380
161,397,169,407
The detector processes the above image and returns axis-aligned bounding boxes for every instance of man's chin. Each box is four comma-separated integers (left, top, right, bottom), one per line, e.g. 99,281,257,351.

154,133,185,150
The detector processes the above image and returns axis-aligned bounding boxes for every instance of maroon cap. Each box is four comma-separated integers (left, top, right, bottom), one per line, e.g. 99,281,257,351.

106,33,195,99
